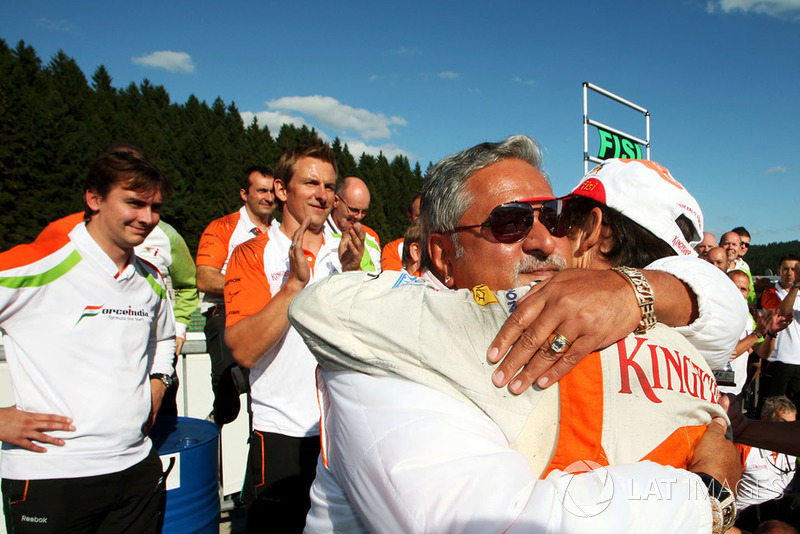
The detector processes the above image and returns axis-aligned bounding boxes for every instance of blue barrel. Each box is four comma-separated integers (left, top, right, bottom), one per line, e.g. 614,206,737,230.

150,416,220,534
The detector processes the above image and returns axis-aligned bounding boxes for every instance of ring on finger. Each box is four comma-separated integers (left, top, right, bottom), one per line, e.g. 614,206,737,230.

290,242,296,249
547,331,572,354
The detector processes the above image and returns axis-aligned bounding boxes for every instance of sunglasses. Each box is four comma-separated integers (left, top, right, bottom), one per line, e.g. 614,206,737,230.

450,197,570,243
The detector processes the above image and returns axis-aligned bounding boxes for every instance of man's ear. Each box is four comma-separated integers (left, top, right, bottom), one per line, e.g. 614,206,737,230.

274,179,288,203
239,188,248,203
85,189,102,212
428,233,455,288
575,207,608,255
408,242,422,264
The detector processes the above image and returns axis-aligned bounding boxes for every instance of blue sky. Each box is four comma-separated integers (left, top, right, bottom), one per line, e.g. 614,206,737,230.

2,0,798,244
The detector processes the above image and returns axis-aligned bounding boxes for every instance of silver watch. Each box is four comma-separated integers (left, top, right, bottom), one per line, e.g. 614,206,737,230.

150,373,175,389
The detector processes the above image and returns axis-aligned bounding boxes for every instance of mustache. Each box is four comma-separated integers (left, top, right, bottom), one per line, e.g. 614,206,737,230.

514,254,568,284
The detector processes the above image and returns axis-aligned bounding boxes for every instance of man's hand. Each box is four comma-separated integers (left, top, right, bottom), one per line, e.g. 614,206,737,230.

487,269,640,393
688,416,742,495
287,217,313,290
339,222,366,272
769,310,793,333
175,335,186,356
143,379,167,435
0,405,75,453
718,394,748,440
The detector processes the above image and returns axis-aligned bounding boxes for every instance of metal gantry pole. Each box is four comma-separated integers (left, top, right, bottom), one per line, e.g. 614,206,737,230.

582,82,650,172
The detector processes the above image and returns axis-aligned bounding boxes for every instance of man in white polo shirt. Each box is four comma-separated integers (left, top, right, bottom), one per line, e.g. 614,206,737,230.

224,139,362,533
0,149,175,532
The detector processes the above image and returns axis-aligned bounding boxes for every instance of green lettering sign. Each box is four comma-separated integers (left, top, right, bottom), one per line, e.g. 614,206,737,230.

597,127,642,160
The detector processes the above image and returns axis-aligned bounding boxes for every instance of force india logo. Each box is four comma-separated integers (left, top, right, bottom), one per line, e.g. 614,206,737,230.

75,305,151,325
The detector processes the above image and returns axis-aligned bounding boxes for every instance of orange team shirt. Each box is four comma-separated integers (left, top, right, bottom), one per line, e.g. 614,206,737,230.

762,287,781,310
224,229,335,329
381,237,404,271
196,212,242,271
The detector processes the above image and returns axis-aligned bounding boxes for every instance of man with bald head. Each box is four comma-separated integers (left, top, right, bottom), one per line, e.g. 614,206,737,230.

707,246,729,272
720,231,742,271
325,176,382,271
694,231,717,260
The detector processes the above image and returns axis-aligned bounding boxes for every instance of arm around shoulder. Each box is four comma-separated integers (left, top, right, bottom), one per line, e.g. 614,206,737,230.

645,256,747,370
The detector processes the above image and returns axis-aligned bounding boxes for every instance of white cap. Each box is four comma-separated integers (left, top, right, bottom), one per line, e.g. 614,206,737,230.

568,159,703,256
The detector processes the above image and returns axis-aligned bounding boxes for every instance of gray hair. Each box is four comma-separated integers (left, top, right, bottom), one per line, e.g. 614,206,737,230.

420,134,548,271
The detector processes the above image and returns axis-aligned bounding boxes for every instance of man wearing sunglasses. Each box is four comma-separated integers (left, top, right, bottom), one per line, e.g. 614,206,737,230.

292,137,745,533
324,176,382,271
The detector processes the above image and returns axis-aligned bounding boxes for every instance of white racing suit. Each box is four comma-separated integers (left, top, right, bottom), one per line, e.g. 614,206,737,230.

289,265,745,533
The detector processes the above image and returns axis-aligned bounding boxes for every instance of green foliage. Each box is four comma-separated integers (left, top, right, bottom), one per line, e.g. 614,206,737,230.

745,241,800,276
0,40,422,254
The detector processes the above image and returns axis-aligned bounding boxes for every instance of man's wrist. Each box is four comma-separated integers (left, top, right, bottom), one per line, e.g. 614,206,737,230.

696,473,736,534
150,373,175,389
611,266,657,334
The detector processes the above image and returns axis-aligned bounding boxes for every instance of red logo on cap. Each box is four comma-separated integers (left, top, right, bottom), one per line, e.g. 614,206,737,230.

575,178,606,203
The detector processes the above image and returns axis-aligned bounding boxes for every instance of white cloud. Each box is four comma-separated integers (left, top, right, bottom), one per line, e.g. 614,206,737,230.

132,51,195,73
36,18,78,34
512,76,538,87
239,110,313,134
369,74,380,82
706,0,800,18
344,139,411,160
763,165,788,178
437,71,461,80
265,95,406,140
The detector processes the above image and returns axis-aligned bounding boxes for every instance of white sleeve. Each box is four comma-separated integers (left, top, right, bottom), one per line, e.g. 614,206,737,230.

149,283,177,376
646,256,748,370
320,370,712,534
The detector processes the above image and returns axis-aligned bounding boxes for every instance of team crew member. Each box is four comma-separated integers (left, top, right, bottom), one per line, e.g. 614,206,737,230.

0,149,175,532
734,396,797,528
224,140,361,533
324,176,381,271
25,212,199,416
196,166,275,426
381,194,421,271
136,219,199,414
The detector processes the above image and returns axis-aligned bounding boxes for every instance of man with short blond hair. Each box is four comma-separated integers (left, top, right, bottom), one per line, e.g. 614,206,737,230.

224,139,360,532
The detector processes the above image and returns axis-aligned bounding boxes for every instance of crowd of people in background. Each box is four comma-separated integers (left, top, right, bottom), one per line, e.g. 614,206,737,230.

0,137,798,534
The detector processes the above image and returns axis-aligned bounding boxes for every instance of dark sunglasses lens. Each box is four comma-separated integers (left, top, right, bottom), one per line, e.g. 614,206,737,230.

540,199,570,238
488,205,533,243
538,202,560,236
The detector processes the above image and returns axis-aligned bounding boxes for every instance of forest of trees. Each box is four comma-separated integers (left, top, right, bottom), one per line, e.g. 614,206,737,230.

745,241,800,276
1,39,795,274
0,39,424,253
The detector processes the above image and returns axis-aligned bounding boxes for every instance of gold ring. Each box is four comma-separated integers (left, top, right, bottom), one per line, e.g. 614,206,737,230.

547,331,572,354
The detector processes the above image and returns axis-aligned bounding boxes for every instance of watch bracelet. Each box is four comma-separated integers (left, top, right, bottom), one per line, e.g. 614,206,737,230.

611,266,657,335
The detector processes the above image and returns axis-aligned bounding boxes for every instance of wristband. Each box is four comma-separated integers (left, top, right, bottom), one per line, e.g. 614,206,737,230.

767,331,777,338
611,266,656,334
